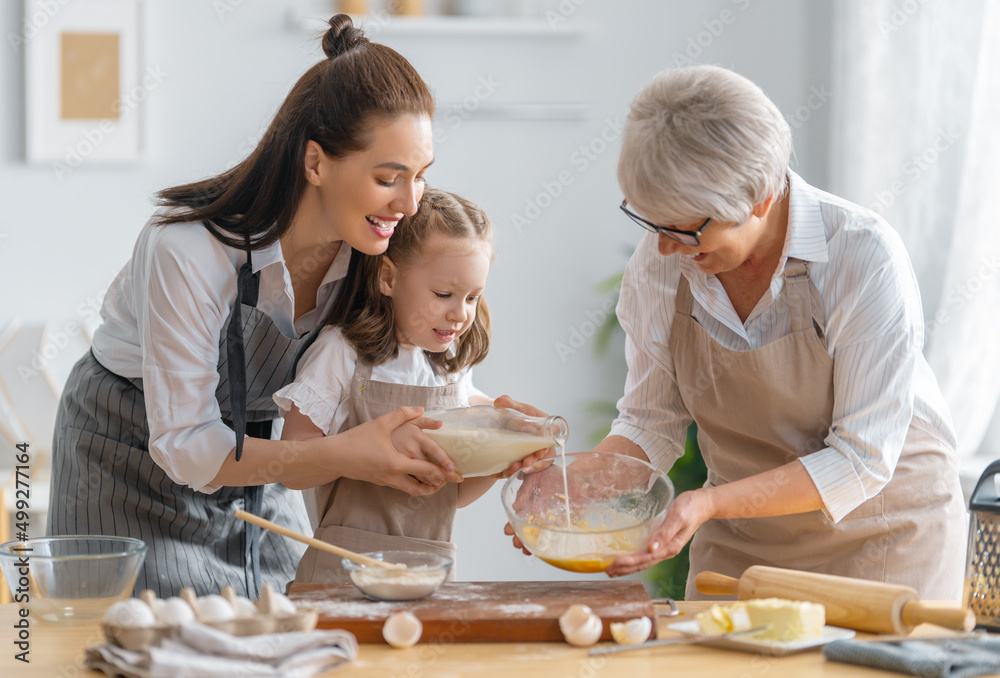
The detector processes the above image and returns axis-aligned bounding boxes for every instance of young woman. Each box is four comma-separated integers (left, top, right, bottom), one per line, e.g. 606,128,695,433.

47,15,460,598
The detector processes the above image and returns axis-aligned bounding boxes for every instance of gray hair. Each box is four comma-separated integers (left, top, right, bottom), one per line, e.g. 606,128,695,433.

617,65,792,225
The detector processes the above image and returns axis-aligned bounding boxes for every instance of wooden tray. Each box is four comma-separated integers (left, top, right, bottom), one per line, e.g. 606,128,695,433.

288,580,656,644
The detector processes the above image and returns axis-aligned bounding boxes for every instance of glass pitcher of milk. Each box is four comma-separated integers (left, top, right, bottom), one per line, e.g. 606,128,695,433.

420,405,569,477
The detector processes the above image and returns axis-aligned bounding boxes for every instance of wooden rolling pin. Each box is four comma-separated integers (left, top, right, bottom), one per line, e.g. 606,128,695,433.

695,566,974,635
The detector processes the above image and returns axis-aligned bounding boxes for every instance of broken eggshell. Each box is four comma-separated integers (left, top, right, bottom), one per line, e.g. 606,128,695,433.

382,611,423,648
559,604,603,647
609,616,653,645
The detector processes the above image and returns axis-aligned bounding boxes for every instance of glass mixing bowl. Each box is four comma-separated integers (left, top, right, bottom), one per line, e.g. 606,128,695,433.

502,452,674,573
0,535,146,625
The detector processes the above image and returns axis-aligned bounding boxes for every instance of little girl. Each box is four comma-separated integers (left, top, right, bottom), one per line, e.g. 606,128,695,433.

275,187,509,583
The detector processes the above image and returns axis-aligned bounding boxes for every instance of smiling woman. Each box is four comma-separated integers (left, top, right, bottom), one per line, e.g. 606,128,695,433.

584,64,967,602
292,114,434,270
44,14,459,599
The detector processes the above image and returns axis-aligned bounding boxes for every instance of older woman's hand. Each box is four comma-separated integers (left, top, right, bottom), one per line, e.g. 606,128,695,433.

605,489,716,577
493,394,574,555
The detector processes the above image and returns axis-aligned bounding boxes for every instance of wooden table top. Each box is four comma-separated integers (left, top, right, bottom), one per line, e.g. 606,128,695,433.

0,599,988,677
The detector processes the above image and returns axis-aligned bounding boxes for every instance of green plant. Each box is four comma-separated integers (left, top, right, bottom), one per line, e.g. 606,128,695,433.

587,271,707,600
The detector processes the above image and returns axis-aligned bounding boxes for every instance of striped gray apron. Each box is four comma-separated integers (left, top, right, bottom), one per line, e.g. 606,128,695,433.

47,253,315,599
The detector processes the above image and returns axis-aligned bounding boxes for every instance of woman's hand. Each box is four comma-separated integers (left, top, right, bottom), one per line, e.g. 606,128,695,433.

336,406,463,496
502,472,553,556
504,521,531,555
501,450,607,557
604,461,824,576
605,489,715,577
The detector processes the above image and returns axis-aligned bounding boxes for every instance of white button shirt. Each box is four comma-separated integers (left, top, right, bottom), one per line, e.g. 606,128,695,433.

610,171,957,522
91,213,352,492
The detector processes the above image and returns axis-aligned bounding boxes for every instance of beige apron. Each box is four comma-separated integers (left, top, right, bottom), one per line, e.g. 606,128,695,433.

294,359,463,583
672,259,967,600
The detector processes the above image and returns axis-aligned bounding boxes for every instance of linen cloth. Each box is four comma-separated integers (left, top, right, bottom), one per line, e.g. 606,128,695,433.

85,622,358,678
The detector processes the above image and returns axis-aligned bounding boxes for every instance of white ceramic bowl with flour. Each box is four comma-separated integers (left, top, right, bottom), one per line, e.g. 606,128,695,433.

342,551,453,602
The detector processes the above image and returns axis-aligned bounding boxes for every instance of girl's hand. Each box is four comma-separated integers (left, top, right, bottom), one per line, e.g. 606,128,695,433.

605,489,715,577
493,394,546,418
495,446,555,480
390,414,464,487
338,406,463,496
492,395,559,479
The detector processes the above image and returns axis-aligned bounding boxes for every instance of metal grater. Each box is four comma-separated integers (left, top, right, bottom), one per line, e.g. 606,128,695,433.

965,460,1000,630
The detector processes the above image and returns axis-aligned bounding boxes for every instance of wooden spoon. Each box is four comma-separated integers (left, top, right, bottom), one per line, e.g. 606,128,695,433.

234,510,403,569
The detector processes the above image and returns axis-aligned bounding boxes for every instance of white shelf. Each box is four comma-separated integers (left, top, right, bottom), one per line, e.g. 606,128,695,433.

288,10,586,38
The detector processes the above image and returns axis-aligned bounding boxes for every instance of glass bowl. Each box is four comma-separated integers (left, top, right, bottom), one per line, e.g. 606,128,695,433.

342,551,452,602
502,452,674,573
0,535,146,625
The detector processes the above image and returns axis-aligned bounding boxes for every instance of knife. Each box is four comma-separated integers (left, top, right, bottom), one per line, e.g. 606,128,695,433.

588,626,771,656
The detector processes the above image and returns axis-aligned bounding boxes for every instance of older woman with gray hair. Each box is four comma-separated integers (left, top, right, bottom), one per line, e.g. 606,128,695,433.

595,65,964,599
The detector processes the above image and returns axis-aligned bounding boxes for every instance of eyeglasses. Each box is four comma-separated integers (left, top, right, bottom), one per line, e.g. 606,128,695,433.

619,199,712,246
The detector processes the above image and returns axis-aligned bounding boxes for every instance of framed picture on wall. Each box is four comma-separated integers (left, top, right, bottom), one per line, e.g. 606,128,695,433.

24,0,142,171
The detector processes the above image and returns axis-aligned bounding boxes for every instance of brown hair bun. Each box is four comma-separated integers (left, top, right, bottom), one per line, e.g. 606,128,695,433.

323,14,368,59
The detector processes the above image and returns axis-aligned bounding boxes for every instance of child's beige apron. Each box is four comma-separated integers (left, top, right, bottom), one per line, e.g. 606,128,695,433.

294,359,463,583
672,259,967,600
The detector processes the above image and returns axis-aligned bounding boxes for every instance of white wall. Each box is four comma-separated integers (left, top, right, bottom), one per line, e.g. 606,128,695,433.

0,0,833,582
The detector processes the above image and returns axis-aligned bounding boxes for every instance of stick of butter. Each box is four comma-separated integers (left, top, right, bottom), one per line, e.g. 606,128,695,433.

695,601,752,635
696,598,825,642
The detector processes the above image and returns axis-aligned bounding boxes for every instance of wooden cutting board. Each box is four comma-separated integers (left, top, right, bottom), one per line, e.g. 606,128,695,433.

287,580,656,643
